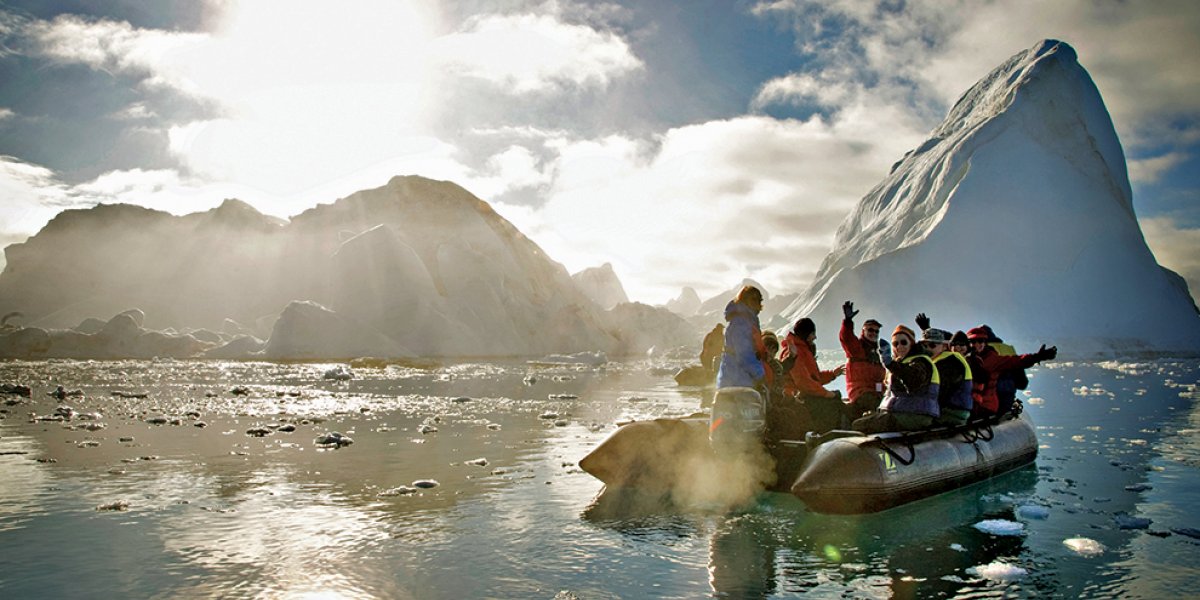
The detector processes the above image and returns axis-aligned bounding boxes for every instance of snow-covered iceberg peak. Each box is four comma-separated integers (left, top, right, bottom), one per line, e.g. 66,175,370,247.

782,39,1199,354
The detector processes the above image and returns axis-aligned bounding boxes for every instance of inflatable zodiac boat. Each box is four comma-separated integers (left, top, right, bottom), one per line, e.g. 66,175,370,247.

579,388,1038,514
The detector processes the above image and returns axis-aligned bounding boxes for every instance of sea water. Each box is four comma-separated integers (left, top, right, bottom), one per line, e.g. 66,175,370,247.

0,354,1197,598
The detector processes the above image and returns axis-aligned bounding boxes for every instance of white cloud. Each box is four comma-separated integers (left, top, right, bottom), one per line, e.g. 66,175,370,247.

433,12,642,94
1128,152,1188,184
752,73,854,110
528,111,926,303
1140,216,1200,299
755,1,1200,151
0,156,77,235
0,107,14,121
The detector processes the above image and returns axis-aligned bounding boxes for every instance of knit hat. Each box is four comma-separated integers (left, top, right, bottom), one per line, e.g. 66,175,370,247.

951,330,969,346
967,326,990,341
863,319,882,328
921,328,952,343
792,317,816,338
892,324,915,342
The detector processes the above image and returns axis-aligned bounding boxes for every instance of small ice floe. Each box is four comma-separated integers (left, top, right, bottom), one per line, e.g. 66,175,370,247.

973,519,1025,536
1171,527,1200,539
54,406,75,419
523,375,537,385
547,394,578,401
184,410,201,419
967,561,1027,581
418,423,438,434
619,395,649,402
110,391,148,399
451,396,472,403
1093,497,1112,503
77,422,106,432
378,486,419,497
464,458,489,467
194,421,208,428
96,501,130,512
230,386,250,396
1114,514,1152,530
323,365,353,381
1063,537,1106,556
119,437,134,443
1124,483,1152,492
1017,505,1051,520
145,415,169,425
76,440,100,448
275,424,296,433
554,419,569,427
246,426,273,437
530,351,608,366
412,479,439,489
486,423,502,431
949,543,967,552
315,432,354,448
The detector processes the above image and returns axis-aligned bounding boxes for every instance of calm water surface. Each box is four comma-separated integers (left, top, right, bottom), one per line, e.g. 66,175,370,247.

0,355,1197,598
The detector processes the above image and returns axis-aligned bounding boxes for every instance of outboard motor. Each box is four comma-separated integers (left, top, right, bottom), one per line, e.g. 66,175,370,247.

709,387,766,457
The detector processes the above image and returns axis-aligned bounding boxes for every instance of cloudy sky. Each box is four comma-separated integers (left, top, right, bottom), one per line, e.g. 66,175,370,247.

1,0,1197,304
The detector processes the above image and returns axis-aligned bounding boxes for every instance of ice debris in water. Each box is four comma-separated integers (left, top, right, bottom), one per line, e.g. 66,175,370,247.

412,479,439,489
96,500,130,512
323,365,353,381
1124,483,1152,492
464,458,488,467
1114,514,1151,529
973,519,1025,536
1063,537,1105,556
1017,505,1050,520
378,486,419,497
950,543,966,552
315,432,353,447
967,561,1027,581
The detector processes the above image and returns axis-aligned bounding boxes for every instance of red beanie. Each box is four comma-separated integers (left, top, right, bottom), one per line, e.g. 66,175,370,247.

967,326,990,341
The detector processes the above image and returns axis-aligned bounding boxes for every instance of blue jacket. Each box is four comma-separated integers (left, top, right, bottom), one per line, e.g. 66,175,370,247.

716,301,765,389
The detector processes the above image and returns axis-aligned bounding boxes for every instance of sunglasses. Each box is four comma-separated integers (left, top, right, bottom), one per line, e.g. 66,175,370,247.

865,328,880,334
893,339,910,347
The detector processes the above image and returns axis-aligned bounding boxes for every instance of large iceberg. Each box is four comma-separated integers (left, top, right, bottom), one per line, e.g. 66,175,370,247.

780,40,1200,354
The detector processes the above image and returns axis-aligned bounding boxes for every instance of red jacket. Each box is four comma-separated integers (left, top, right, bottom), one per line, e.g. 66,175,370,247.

781,333,837,398
839,319,886,403
971,345,1040,413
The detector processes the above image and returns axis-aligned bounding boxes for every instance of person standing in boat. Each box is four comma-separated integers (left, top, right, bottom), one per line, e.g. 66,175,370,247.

700,323,725,377
781,317,846,432
920,327,973,427
850,325,940,434
716,286,770,393
966,327,1056,421
838,301,886,421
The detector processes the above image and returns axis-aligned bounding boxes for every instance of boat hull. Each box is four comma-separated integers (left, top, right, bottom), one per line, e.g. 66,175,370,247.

790,415,1038,514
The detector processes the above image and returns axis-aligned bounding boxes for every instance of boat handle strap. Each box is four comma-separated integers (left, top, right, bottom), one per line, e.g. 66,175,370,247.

975,424,994,442
877,438,916,466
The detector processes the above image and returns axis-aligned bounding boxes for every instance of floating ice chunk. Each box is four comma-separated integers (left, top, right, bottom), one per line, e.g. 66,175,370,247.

950,543,967,552
967,561,1027,581
1017,505,1050,519
973,519,1025,536
323,365,353,381
464,458,489,467
1124,483,1152,492
1171,527,1200,539
1063,537,1105,556
1114,514,1151,529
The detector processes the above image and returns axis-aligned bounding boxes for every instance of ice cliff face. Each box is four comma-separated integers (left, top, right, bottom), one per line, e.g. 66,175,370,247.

0,176,619,358
572,263,629,310
781,40,1200,353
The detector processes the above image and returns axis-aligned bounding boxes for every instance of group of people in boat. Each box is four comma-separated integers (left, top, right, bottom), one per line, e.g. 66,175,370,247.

712,285,1058,440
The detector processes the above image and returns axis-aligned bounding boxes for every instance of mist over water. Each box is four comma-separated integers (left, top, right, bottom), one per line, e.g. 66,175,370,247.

0,354,1197,598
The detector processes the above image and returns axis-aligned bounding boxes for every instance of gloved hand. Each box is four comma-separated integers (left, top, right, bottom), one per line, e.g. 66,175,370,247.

1035,344,1058,362
878,338,893,366
915,312,930,330
842,301,858,321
